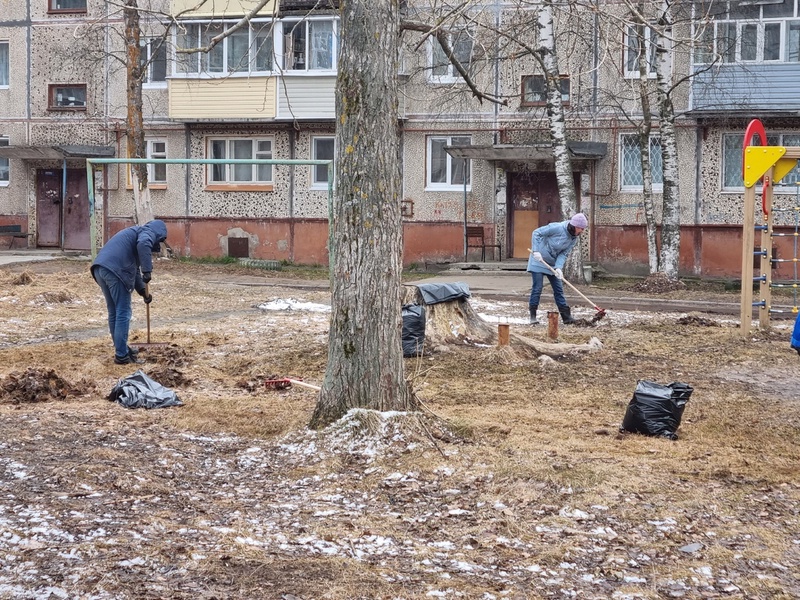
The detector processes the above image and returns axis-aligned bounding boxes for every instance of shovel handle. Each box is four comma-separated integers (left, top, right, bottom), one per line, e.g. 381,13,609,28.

145,282,151,344
528,248,603,312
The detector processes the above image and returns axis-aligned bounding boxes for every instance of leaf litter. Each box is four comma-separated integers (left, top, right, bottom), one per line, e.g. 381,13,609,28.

0,259,798,599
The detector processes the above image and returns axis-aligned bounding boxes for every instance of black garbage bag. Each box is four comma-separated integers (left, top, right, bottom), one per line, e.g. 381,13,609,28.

108,369,183,409
402,303,426,357
620,380,693,440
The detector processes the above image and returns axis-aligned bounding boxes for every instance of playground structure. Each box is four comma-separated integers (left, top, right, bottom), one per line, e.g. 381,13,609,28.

740,119,800,336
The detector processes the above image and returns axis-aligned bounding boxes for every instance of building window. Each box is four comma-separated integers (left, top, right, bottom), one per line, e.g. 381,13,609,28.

49,0,86,11
0,137,9,185
521,74,570,106
141,38,167,85
429,30,473,83
176,21,274,76
48,84,86,110
722,132,800,190
694,2,800,64
146,138,167,184
207,137,273,186
311,136,335,188
426,135,471,190
283,19,337,71
0,41,8,88
620,134,663,191
624,25,658,78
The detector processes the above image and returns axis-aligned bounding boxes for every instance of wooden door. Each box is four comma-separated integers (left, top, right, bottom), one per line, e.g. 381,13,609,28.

509,172,562,259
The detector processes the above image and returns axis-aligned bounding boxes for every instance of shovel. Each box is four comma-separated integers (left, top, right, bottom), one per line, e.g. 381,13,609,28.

528,249,607,322
133,283,170,350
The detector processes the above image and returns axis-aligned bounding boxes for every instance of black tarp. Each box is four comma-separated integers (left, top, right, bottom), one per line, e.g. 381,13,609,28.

415,282,470,305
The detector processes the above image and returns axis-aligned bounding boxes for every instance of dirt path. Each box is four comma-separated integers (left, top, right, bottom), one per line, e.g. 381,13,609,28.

1,259,798,599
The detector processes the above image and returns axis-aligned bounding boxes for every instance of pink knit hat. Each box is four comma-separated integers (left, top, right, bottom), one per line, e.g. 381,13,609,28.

570,213,588,229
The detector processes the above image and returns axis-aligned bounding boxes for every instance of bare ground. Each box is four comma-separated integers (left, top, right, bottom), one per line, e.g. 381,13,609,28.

0,259,798,600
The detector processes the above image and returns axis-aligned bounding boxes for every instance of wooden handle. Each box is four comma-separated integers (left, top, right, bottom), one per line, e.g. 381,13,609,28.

145,282,151,344
528,248,602,311
287,379,321,391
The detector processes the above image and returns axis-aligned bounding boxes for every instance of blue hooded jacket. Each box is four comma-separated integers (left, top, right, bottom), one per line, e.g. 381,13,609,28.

91,220,168,294
526,220,580,275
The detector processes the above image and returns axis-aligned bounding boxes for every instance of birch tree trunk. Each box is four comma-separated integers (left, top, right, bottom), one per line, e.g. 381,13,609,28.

124,0,154,224
654,2,680,279
634,14,659,274
537,0,580,277
310,0,415,429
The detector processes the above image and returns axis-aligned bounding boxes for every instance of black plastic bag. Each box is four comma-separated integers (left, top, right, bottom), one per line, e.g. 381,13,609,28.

402,304,426,357
108,369,183,409
620,380,693,440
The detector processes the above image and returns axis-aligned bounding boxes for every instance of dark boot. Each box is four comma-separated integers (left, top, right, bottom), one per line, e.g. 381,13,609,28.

559,306,576,325
529,305,539,325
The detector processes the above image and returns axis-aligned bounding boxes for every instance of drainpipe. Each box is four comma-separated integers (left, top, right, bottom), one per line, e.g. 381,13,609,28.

184,123,191,254
463,158,468,260
289,127,295,262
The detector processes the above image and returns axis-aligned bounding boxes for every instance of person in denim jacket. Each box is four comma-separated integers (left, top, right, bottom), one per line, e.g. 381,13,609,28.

526,213,587,325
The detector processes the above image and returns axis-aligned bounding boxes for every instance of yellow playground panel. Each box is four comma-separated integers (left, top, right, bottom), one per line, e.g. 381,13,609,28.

740,119,800,336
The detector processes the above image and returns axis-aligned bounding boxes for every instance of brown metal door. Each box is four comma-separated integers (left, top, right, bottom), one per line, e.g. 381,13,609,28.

62,169,90,250
36,169,62,247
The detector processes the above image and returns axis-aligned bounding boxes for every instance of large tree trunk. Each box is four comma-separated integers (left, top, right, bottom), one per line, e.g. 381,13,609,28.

124,0,154,224
310,1,415,429
655,1,680,279
537,0,579,277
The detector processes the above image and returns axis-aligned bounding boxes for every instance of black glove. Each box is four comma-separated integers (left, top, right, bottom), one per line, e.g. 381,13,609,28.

143,293,153,305
142,271,151,283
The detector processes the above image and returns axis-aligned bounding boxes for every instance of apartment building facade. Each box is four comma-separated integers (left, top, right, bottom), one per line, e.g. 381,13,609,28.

2,1,800,277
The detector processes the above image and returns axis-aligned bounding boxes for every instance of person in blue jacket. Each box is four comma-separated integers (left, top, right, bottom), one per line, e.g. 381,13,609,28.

791,310,800,355
91,220,168,364
527,213,587,325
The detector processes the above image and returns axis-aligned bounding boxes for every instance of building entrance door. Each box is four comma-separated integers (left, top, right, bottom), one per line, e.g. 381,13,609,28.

508,171,579,259
35,169,90,250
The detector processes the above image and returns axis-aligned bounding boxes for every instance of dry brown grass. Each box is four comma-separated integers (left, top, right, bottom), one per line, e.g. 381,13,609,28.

0,258,798,598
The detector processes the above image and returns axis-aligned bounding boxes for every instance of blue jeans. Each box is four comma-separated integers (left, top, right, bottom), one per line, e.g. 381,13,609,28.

95,266,132,359
529,271,568,310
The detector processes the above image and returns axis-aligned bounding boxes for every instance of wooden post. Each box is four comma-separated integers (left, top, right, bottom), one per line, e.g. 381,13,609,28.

547,311,559,341
497,323,510,346
741,184,756,337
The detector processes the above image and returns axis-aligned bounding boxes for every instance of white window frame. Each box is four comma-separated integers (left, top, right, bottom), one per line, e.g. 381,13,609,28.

146,138,167,185
0,41,8,89
0,137,9,186
426,135,471,191
624,25,658,78
205,136,274,187
280,18,338,72
173,20,275,77
722,132,800,191
311,135,335,190
427,30,473,84
693,1,800,65
619,133,663,192
141,38,167,87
